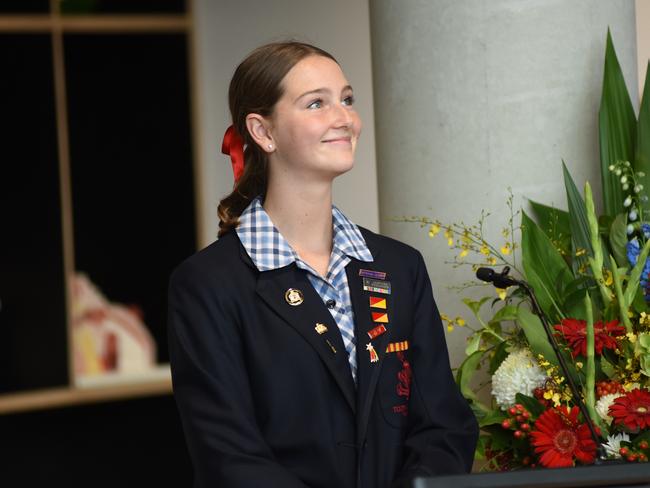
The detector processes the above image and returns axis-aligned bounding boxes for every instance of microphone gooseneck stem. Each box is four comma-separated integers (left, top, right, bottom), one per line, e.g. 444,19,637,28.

520,282,607,463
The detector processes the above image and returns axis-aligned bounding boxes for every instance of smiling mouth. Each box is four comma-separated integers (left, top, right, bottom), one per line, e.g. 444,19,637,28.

322,137,352,144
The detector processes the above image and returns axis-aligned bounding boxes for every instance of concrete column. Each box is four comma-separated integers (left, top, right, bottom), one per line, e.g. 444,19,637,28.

369,0,637,365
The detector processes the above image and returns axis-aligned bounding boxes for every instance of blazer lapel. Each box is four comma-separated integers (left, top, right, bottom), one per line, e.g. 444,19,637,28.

255,263,357,413
346,250,393,445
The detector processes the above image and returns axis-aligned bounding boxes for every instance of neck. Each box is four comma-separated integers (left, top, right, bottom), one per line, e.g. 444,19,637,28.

262,178,333,257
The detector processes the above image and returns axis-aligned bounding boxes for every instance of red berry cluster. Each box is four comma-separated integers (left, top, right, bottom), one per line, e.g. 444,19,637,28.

620,440,649,463
596,381,625,399
501,404,532,440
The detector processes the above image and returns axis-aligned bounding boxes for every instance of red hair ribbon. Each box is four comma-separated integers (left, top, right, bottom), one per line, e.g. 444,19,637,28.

221,125,245,183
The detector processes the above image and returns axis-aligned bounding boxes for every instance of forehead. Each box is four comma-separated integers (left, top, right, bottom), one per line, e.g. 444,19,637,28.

280,55,349,96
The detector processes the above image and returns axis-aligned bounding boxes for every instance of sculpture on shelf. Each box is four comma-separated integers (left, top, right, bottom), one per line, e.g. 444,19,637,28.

71,272,156,377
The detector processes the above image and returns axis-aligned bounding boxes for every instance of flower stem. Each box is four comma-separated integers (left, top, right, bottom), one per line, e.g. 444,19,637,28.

584,294,603,432
609,254,634,334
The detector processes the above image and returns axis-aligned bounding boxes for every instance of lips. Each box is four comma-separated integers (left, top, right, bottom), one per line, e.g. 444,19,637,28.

322,136,352,144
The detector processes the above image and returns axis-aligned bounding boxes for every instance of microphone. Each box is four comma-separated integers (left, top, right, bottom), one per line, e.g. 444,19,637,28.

476,266,521,288
475,266,608,463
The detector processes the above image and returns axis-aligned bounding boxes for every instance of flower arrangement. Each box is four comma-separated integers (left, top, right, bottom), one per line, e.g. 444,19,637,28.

399,31,650,470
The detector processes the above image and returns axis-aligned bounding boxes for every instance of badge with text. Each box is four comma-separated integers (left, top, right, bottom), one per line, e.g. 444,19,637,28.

284,288,304,306
362,277,391,295
371,311,389,323
386,341,409,353
314,323,328,335
366,342,379,363
367,324,387,339
359,268,387,280
369,296,387,309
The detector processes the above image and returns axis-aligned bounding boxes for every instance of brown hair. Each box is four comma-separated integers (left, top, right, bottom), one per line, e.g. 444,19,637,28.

216,41,338,238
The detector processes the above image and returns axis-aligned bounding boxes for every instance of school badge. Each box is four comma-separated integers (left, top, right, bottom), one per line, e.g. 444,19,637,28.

362,277,391,295
284,288,304,306
366,342,379,363
314,323,328,335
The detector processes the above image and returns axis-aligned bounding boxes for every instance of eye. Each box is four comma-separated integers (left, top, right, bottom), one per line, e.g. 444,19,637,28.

342,94,355,106
307,98,323,109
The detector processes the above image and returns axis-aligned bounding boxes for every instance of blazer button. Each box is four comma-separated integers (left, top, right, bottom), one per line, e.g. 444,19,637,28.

326,299,336,309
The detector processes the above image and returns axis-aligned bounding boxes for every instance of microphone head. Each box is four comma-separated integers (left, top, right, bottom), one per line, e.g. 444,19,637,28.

476,267,495,283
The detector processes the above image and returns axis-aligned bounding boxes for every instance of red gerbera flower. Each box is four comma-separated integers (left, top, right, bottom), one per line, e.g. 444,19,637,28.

609,388,650,431
553,318,625,358
530,406,597,468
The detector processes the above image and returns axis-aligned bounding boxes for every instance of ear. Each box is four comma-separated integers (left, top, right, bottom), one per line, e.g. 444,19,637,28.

245,114,275,153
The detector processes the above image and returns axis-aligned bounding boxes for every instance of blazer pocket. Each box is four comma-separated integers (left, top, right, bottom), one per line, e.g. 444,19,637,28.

379,351,412,429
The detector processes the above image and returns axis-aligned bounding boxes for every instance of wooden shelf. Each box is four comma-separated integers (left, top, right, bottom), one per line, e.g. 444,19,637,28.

0,364,172,415
0,15,189,32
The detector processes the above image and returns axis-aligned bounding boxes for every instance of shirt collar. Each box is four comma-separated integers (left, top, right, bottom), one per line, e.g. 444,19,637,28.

235,194,373,272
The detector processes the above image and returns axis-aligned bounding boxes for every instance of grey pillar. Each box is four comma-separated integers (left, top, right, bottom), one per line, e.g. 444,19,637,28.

369,0,637,365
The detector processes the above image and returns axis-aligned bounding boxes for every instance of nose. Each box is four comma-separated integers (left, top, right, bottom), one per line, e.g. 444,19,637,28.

332,102,354,130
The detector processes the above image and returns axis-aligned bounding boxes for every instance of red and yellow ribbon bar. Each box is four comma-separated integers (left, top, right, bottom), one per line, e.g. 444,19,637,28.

385,341,409,353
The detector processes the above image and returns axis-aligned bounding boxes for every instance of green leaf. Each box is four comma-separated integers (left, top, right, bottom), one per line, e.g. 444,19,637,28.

528,199,571,255
482,425,512,451
465,332,483,356
517,307,560,366
488,340,510,375
517,307,582,385
488,305,519,326
600,356,616,379
636,61,650,213
521,211,573,320
624,238,650,306
478,409,508,428
599,29,636,217
610,213,629,267
462,296,491,317
514,393,544,418
632,285,648,314
474,435,490,460
563,162,593,269
456,350,486,404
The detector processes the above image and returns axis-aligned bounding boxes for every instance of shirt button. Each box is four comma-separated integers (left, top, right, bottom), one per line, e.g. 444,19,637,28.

326,299,336,309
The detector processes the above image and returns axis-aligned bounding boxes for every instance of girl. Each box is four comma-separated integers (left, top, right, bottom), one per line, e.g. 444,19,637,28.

168,41,478,488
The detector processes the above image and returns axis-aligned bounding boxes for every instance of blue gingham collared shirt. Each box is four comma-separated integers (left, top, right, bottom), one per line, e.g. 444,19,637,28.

235,194,374,384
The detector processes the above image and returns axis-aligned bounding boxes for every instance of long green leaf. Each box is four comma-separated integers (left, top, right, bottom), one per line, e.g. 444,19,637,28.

517,307,560,366
599,29,636,217
522,211,573,320
624,238,650,307
637,61,650,214
456,350,488,412
517,307,580,384
528,199,571,256
609,213,629,267
563,162,593,272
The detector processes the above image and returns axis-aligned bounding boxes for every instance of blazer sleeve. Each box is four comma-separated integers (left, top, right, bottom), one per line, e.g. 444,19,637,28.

168,262,308,488
393,251,479,484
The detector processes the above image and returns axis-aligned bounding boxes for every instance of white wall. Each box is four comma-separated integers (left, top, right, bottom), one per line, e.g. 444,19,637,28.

638,0,650,97
193,0,378,247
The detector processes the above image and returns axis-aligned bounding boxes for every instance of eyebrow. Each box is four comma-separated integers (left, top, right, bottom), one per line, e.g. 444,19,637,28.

294,85,354,103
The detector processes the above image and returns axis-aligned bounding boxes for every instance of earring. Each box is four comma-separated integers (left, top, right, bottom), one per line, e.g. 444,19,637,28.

268,144,273,150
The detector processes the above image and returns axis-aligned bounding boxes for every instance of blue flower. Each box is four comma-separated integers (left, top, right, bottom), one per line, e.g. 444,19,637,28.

627,237,650,298
643,223,650,239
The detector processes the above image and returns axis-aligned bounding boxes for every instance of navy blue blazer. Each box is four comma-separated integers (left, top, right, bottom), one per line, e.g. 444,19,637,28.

168,226,478,488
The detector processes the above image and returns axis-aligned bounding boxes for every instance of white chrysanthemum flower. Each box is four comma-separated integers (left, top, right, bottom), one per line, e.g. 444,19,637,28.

595,393,620,424
603,432,630,459
491,349,547,410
